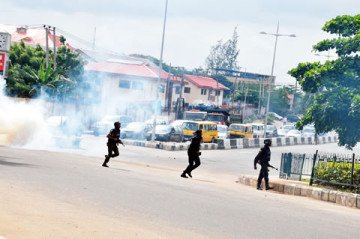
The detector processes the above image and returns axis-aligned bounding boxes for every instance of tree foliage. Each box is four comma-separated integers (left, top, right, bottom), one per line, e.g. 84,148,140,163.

5,38,84,100
289,14,360,149
205,27,240,71
270,86,308,117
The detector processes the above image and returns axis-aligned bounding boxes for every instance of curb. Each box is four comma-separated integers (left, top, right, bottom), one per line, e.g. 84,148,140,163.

218,136,338,150
122,136,337,151
238,175,360,209
122,140,217,151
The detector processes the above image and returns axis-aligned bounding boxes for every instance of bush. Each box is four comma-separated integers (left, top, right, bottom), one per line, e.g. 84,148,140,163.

313,161,360,192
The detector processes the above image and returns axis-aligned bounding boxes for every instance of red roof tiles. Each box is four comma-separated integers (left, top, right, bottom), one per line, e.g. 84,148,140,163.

85,61,181,82
184,74,228,90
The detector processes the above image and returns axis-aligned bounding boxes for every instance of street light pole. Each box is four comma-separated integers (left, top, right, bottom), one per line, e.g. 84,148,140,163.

152,0,168,141
260,21,296,138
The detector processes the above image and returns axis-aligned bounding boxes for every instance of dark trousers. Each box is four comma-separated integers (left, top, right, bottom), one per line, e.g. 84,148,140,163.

183,153,201,174
257,165,269,188
103,144,119,165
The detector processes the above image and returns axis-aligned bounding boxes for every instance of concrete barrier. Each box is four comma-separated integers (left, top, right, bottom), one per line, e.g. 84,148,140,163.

237,175,359,209
123,135,338,151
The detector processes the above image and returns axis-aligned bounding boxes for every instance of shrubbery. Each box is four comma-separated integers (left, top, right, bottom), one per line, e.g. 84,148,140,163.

313,161,360,192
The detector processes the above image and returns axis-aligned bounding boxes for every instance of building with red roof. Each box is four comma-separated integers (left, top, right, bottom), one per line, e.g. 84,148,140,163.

84,58,185,117
182,74,229,106
0,24,73,49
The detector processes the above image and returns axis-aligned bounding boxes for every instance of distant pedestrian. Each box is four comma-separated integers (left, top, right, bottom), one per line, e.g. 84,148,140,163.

254,139,277,190
181,130,202,178
102,121,124,167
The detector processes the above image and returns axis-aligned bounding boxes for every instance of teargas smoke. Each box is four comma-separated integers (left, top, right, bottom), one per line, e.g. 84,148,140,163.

0,78,52,147
0,66,168,151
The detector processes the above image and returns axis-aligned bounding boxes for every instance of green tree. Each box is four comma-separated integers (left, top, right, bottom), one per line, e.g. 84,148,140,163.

5,38,84,100
270,85,307,117
205,27,240,71
289,14,360,149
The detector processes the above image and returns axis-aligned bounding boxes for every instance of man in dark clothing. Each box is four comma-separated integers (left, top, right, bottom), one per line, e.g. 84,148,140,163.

102,121,123,167
181,130,202,178
254,139,274,190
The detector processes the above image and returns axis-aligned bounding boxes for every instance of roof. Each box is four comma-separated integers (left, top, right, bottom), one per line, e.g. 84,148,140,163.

0,24,72,49
184,74,229,90
85,60,181,82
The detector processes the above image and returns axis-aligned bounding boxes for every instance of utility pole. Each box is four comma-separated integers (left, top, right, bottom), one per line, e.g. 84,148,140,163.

151,0,168,141
53,26,57,70
92,27,96,50
260,22,296,137
44,25,50,68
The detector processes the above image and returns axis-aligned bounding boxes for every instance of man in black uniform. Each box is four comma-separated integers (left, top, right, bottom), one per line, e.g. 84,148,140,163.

254,139,274,190
102,121,123,167
181,130,202,178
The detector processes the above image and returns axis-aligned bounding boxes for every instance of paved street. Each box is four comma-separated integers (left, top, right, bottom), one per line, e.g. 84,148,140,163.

1,138,360,238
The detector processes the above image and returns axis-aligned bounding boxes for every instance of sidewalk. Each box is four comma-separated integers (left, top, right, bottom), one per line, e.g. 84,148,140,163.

238,175,360,209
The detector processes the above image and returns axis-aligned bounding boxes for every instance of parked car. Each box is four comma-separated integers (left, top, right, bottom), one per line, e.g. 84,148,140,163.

286,115,301,123
302,125,315,137
182,121,218,143
269,112,283,120
92,115,133,136
278,124,295,137
228,123,253,138
286,129,302,138
45,116,83,148
170,120,189,128
121,122,152,140
145,116,169,125
266,125,278,137
217,124,228,139
145,125,183,142
251,123,265,138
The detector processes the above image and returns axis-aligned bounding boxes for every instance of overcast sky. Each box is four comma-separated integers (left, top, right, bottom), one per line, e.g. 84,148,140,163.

1,0,359,84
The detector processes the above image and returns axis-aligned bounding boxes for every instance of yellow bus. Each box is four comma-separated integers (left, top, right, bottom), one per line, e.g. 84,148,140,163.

228,123,254,138
182,121,218,143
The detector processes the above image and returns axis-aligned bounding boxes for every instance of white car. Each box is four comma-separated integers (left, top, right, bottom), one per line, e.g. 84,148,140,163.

217,125,228,139
286,129,302,138
278,124,295,137
302,126,315,137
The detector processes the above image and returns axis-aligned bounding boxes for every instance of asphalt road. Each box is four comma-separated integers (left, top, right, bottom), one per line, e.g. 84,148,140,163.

1,137,360,238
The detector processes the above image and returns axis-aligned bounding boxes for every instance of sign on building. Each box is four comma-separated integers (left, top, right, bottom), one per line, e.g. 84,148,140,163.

0,32,11,78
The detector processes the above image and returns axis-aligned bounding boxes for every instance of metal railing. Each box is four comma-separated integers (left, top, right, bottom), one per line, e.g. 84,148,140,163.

280,150,360,193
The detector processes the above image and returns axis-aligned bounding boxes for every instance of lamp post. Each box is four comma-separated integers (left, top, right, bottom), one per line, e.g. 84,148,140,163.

152,0,169,141
260,21,296,138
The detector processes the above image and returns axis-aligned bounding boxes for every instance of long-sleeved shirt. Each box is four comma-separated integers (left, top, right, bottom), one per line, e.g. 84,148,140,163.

188,136,202,155
254,145,271,168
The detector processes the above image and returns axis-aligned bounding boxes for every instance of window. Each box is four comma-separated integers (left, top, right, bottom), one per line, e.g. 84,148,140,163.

201,89,207,95
216,90,221,96
132,81,144,90
184,87,191,94
175,86,181,94
119,80,130,89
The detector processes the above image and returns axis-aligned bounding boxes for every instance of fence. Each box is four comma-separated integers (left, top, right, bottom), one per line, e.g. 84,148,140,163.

280,150,360,193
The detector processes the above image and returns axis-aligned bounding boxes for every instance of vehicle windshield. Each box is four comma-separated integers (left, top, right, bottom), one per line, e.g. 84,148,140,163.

207,114,223,122
283,125,295,130
303,127,315,133
183,122,198,131
229,124,248,132
184,112,206,121
252,125,263,131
